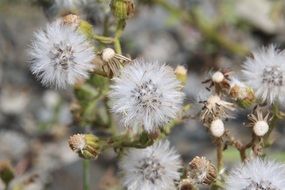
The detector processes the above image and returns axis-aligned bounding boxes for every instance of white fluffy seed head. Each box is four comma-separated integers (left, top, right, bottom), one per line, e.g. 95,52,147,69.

226,158,285,190
29,20,95,88
242,45,285,104
109,59,184,133
211,71,224,83
253,120,269,136
119,140,182,190
102,48,116,62
210,119,225,137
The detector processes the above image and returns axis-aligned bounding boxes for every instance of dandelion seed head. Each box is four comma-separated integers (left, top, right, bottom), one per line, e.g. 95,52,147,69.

242,45,285,104
102,48,116,62
29,20,95,88
109,59,184,133
119,140,181,190
225,158,285,190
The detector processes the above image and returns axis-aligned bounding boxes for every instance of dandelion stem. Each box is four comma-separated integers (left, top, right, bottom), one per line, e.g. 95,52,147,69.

83,159,90,190
114,19,125,54
216,138,223,172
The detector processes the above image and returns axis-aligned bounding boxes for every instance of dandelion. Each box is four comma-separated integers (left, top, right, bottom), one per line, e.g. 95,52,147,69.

119,140,181,190
109,59,184,133
242,45,285,104
248,106,272,137
225,158,285,190
29,20,95,88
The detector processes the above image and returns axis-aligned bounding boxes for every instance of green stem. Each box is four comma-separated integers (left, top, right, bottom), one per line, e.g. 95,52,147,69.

93,34,114,44
114,19,126,54
83,159,90,190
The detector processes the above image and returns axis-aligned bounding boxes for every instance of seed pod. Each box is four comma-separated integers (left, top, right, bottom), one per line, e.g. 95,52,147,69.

69,133,102,159
188,156,217,185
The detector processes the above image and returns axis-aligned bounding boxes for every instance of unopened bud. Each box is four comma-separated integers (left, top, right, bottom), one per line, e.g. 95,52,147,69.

175,65,187,85
0,161,14,186
63,14,80,28
69,134,102,159
230,85,255,108
188,156,216,185
110,0,135,20
210,119,225,137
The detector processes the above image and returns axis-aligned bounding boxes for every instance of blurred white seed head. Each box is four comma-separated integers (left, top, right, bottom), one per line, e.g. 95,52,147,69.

29,20,95,88
109,59,184,133
211,71,224,83
253,121,269,137
102,48,116,62
225,158,285,190
248,107,271,137
119,140,181,190
242,45,285,104
210,119,225,137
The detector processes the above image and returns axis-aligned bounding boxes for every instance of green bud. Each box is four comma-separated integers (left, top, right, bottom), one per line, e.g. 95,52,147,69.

110,0,135,20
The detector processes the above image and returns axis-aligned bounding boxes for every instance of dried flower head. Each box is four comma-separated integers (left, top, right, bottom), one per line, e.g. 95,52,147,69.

225,158,285,190
203,70,231,94
242,45,285,104
119,140,181,190
188,156,216,185
68,133,101,159
29,20,95,88
200,95,235,124
248,106,272,137
98,48,132,77
109,59,184,133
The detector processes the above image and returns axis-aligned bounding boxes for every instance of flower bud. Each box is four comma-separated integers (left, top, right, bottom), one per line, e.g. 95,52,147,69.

110,0,135,20
0,161,14,186
63,14,80,28
210,119,225,137
188,156,216,185
253,120,269,136
69,134,102,159
175,65,187,85
230,84,255,108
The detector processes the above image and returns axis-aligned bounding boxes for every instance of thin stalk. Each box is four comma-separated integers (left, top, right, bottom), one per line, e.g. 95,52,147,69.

216,138,224,172
114,19,126,54
83,159,90,190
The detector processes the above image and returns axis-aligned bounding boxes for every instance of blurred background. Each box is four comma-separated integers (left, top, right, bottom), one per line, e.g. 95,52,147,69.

1,0,285,189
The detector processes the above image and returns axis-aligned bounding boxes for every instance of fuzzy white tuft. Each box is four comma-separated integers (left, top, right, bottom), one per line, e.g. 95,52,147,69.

225,158,285,190
119,140,182,190
109,59,184,133
29,20,95,88
242,45,285,104
210,119,225,137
